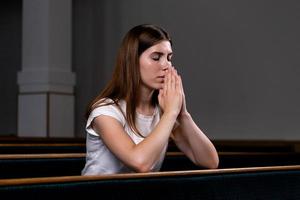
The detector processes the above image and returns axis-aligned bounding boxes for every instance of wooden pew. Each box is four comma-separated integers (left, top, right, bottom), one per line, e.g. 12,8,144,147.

0,136,86,154
0,153,85,179
212,139,300,152
0,136,85,144
0,152,299,179
0,136,85,143
1,137,299,154
0,165,299,199
0,143,86,154
168,139,300,152
164,151,300,170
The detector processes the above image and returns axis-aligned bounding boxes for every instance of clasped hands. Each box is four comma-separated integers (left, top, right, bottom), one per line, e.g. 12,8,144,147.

158,66,187,117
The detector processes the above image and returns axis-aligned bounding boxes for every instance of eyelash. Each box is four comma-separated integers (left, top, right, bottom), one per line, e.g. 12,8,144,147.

152,56,172,61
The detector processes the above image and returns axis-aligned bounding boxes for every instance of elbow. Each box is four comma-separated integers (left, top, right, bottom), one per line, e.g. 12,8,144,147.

131,157,153,173
195,153,219,169
204,148,219,169
208,153,219,169
207,156,219,169
135,165,152,173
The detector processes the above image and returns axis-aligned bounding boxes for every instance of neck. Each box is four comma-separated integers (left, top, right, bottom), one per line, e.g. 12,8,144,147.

136,85,155,115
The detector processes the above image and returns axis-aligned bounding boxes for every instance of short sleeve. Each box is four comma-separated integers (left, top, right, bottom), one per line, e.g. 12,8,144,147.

86,102,126,136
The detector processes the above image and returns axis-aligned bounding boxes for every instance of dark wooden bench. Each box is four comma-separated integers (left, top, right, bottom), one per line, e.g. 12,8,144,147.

0,137,86,154
0,136,85,143
1,138,300,154
0,152,299,179
0,143,86,154
0,165,299,199
213,139,300,152
168,139,300,152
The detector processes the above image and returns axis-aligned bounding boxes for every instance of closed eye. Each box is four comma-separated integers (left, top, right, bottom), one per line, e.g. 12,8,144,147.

151,52,162,61
152,55,161,61
151,52,173,62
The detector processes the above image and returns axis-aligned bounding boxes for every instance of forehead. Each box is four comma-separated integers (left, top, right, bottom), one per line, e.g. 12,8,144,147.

145,40,172,53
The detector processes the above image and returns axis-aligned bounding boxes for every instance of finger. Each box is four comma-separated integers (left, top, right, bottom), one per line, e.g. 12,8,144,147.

159,88,163,96
174,68,181,90
158,89,163,101
178,75,185,94
177,73,181,87
174,68,178,75
170,68,175,90
167,68,172,92
175,73,181,91
173,68,179,88
164,71,169,96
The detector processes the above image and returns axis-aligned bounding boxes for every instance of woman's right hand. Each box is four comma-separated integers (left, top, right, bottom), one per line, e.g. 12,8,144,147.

158,67,183,117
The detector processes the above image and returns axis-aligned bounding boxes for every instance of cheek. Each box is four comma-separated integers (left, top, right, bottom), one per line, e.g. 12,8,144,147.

139,57,162,82
143,68,158,79
140,68,154,82
140,61,157,76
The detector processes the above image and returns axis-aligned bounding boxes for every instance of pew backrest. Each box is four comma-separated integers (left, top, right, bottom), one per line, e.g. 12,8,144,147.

0,165,299,199
0,152,299,179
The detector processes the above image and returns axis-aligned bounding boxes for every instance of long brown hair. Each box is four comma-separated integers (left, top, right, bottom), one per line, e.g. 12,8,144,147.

86,24,172,136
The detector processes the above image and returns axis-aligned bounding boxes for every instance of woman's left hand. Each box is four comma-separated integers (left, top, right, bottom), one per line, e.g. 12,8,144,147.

178,75,189,116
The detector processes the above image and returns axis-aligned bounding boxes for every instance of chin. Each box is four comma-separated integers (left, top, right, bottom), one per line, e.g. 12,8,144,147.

144,82,163,90
154,83,164,90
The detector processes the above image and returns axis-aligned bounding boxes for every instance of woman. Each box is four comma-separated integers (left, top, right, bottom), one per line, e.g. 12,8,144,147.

81,24,219,175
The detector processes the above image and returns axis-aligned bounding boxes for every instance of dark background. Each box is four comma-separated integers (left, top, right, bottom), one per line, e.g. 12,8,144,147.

1,0,300,139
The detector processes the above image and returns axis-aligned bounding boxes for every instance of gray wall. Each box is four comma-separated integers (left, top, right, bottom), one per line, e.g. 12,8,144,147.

73,0,300,139
1,0,299,140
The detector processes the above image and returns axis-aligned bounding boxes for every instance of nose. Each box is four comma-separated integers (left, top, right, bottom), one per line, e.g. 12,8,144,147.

162,60,171,71
162,65,169,72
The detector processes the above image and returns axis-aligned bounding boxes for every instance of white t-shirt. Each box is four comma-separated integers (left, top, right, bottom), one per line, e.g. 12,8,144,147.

81,98,167,175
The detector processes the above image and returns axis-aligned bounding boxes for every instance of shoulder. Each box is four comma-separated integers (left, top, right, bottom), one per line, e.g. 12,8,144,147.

86,98,126,134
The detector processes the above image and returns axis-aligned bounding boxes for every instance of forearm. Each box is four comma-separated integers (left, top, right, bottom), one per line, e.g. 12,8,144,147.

132,112,178,171
132,66,182,171
175,113,219,168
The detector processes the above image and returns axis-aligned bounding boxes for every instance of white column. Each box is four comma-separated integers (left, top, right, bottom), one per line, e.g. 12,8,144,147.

18,0,75,137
